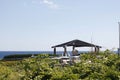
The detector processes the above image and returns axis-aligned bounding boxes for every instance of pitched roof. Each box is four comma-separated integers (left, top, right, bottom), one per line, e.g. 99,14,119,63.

52,39,101,48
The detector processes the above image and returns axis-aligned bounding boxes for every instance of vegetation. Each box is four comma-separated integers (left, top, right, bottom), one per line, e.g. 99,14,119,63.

3,54,37,60
0,51,120,80
2,54,59,61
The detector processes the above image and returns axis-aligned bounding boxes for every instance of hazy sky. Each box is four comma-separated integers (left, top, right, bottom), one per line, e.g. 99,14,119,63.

0,0,120,51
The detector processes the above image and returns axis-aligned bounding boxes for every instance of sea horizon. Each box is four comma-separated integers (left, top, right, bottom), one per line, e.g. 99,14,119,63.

0,51,53,59
0,51,89,59
0,50,118,59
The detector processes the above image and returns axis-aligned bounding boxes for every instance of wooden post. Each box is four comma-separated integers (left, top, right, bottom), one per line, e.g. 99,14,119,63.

73,46,75,51
95,47,99,53
95,47,97,53
54,48,56,55
97,47,100,53
63,46,67,56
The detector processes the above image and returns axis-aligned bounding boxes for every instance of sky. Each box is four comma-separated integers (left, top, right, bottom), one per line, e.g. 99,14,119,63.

0,0,120,51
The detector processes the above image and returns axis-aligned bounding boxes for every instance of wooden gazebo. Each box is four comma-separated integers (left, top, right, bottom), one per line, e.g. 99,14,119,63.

51,39,102,55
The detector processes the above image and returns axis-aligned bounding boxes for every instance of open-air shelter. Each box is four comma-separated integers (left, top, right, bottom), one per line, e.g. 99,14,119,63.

51,39,102,55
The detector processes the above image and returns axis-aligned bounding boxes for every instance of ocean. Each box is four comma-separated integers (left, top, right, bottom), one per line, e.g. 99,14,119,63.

0,51,118,59
0,51,88,59
0,51,55,59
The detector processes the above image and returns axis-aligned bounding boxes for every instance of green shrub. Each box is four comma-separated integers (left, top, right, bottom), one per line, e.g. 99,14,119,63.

0,51,120,79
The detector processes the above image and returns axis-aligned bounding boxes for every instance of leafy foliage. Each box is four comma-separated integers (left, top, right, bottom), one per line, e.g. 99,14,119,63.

0,51,120,80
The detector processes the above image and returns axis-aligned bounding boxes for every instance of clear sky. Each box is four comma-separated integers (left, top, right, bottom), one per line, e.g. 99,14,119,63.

0,0,120,51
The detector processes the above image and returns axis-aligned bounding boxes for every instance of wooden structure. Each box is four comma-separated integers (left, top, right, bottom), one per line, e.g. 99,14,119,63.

51,39,101,55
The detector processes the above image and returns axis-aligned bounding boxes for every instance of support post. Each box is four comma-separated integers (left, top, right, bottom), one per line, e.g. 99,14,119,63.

63,46,67,56
95,47,100,53
73,46,75,51
97,47,100,53
95,47,97,53
95,47,99,53
118,48,120,56
53,48,56,55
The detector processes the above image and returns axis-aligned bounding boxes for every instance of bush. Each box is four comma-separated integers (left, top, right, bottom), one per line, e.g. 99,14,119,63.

0,51,120,79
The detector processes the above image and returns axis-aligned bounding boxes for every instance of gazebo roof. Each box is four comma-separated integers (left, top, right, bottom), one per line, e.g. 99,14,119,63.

52,39,101,48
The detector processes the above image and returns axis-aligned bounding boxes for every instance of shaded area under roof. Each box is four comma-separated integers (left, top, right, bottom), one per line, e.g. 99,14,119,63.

52,39,102,48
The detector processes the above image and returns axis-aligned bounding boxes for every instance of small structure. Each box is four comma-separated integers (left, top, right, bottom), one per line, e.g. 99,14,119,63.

52,39,102,55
